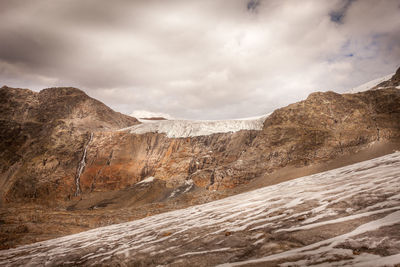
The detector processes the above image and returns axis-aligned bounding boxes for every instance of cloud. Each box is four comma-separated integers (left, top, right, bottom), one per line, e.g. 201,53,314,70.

247,0,261,12
329,0,355,23
0,0,399,119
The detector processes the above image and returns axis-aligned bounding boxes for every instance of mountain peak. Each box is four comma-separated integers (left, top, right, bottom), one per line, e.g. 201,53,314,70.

39,86,88,97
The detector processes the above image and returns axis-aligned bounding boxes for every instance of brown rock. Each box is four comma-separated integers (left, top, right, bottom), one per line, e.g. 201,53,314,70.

1,81,400,249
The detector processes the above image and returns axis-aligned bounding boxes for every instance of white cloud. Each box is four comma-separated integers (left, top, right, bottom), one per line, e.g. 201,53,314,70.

0,0,399,119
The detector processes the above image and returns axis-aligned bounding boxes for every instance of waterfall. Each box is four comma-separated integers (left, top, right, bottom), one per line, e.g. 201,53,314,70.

74,132,93,196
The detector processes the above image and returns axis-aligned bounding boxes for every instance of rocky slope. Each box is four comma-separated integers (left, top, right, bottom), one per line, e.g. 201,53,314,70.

1,152,400,266
0,86,138,204
79,78,400,193
0,69,400,249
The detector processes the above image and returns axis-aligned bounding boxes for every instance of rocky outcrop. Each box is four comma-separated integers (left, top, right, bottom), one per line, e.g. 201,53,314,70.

0,69,400,249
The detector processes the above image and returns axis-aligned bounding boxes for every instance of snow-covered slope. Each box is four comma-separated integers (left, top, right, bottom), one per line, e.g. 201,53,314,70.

121,114,269,138
1,152,400,266
347,73,394,93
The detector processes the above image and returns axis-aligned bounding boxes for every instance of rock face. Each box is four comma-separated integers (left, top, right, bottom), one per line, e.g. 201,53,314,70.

0,69,400,249
1,152,400,266
0,86,138,205
80,88,400,193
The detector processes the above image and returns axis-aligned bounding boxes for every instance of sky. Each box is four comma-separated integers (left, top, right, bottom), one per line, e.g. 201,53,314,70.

1,0,399,119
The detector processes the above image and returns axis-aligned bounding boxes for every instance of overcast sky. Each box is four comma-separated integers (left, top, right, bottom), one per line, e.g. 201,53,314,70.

1,0,399,119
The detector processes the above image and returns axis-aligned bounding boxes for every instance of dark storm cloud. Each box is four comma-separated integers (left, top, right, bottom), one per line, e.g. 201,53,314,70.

0,0,399,119
0,26,71,67
329,0,355,23
247,0,261,12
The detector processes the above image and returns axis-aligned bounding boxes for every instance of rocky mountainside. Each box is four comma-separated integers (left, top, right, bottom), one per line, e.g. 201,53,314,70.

0,86,138,205
0,69,400,250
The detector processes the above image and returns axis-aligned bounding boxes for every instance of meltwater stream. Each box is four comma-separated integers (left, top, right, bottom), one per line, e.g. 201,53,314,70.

74,132,93,196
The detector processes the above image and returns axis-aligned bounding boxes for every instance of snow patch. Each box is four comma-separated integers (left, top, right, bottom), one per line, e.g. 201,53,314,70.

169,179,194,198
137,176,155,185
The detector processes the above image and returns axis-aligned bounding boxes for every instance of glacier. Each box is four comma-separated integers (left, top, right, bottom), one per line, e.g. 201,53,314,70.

121,114,269,138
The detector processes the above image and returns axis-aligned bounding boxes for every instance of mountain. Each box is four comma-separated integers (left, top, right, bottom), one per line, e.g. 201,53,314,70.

1,152,399,266
0,86,138,203
0,68,400,251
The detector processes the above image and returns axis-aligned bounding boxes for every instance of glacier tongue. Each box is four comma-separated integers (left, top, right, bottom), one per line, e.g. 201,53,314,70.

121,114,269,138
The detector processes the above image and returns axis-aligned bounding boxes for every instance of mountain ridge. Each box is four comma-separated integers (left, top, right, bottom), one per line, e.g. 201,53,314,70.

0,69,399,250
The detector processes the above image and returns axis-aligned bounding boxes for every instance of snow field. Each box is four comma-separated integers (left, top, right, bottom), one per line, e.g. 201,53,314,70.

1,152,400,266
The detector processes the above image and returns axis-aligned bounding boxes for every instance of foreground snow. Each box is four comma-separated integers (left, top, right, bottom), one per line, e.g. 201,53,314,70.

347,73,394,93
1,152,400,266
121,114,269,138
